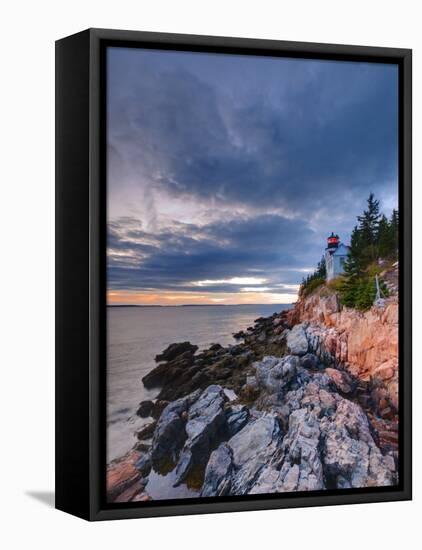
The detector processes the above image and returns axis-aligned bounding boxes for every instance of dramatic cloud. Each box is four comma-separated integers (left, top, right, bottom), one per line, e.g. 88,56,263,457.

106,47,398,304
108,214,315,294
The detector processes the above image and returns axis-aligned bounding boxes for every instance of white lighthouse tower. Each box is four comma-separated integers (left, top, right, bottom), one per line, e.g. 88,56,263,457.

325,233,349,281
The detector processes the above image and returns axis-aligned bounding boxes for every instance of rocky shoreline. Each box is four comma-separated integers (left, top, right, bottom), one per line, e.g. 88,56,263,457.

107,288,399,502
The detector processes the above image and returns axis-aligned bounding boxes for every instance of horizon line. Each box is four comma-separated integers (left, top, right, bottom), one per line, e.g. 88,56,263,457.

107,302,295,308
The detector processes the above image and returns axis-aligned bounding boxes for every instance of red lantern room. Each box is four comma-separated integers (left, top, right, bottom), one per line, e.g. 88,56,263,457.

327,232,340,250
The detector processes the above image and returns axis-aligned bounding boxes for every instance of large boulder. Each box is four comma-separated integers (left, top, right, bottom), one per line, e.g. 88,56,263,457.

325,367,354,394
286,324,309,356
150,389,201,469
136,400,154,418
200,443,233,497
136,421,157,441
299,353,320,370
228,415,283,495
200,414,283,496
155,342,198,363
142,349,197,390
321,398,394,488
254,355,298,395
135,453,152,477
250,407,324,494
151,400,169,420
226,405,249,438
173,385,227,486
196,368,395,496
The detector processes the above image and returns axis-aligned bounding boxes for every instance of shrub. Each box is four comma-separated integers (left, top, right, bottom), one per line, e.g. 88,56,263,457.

338,273,389,311
301,277,325,297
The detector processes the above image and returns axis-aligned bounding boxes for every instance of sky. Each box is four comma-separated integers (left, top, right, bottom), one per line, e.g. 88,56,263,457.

106,47,398,306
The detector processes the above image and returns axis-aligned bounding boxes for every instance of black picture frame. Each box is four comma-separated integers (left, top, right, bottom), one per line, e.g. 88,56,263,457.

55,28,412,521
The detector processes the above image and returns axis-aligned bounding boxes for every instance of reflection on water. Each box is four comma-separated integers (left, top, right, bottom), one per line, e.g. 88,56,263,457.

107,304,291,462
145,467,200,500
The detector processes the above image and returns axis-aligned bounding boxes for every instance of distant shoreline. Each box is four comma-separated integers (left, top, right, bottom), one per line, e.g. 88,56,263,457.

107,303,294,308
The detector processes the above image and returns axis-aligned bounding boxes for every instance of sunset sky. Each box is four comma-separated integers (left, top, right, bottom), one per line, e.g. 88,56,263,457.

106,47,398,306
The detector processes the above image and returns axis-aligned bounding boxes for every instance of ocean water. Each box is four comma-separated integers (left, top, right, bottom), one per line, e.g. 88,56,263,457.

107,304,291,463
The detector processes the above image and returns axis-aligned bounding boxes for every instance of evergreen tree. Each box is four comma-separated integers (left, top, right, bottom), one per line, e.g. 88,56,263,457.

343,225,364,277
339,194,398,310
390,209,399,257
316,256,326,279
299,256,326,296
339,226,362,306
377,214,394,258
356,192,380,264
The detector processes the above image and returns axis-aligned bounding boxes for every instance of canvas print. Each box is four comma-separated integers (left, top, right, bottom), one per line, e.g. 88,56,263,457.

106,47,399,504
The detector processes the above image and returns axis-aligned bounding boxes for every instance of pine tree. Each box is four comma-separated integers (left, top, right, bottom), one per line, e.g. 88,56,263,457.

343,225,365,277
390,209,399,258
299,256,327,296
339,227,361,306
316,256,326,279
357,192,381,264
377,214,394,258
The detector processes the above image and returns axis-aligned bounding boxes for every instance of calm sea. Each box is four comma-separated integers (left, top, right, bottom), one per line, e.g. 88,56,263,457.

107,304,291,462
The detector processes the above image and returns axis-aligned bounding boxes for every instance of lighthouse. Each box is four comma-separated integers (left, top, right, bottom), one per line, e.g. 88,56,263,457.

325,232,349,281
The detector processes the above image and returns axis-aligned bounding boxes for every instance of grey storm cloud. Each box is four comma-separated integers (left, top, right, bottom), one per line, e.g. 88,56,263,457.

107,214,317,292
108,49,398,213
106,48,398,294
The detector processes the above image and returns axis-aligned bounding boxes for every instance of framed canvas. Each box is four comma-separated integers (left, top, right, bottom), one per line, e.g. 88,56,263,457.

55,28,412,521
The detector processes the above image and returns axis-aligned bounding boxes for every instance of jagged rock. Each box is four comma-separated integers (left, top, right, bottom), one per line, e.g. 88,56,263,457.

194,367,394,497
228,414,282,494
239,383,260,402
131,492,152,502
135,442,151,453
173,385,227,486
286,324,309,355
280,407,324,491
235,351,254,367
287,289,399,411
136,400,154,418
141,363,170,389
201,443,233,497
318,388,337,414
255,355,298,394
106,450,142,502
151,400,169,419
223,388,238,401
209,343,223,352
246,375,258,388
325,367,354,394
142,349,197,390
322,398,393,488
150,389,201,468
286,365,312,392
256,331,266,344
136,421,157,440
155,342,198,363
226,405,249,437
250,408,324,493
300,353,320,370
135,453,152,477
201,415,281,496
113,480,145,503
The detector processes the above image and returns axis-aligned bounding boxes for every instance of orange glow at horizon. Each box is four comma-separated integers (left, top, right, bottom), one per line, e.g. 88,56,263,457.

107,289,298,306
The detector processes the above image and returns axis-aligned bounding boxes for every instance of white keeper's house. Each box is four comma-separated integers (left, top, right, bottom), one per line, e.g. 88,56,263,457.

325,232,350,281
